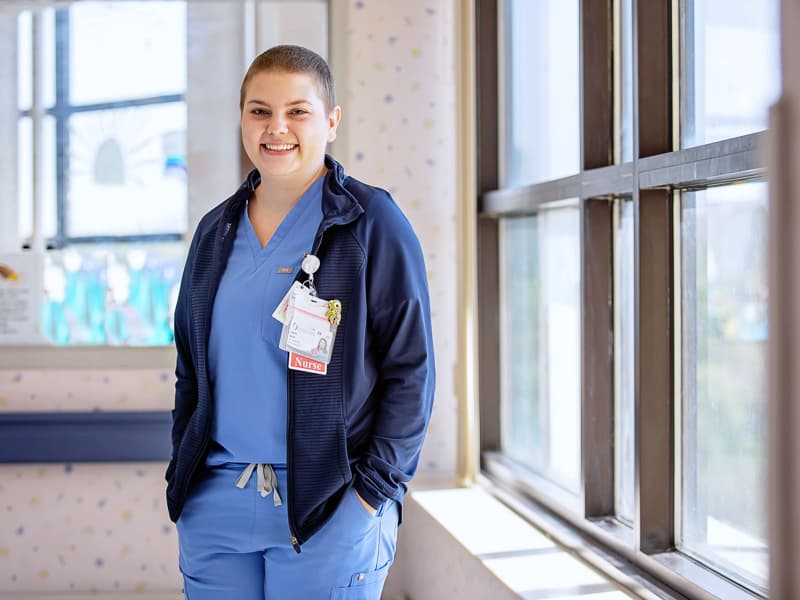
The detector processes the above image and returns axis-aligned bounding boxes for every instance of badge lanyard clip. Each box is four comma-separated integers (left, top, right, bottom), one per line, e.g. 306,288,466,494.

301,253,320,296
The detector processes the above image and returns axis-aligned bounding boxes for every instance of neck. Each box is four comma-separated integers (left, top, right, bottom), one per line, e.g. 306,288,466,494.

252,164,327,214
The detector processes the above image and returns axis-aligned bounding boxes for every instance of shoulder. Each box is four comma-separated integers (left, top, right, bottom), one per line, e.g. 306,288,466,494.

343,175,418,243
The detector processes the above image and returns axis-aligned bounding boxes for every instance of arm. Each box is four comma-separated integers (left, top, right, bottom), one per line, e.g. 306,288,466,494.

353,205,436,509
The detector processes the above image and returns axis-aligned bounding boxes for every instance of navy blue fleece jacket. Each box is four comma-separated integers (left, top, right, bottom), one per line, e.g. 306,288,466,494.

165,155,435,550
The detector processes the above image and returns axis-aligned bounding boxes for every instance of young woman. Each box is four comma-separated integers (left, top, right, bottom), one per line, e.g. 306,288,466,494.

165,45,435,599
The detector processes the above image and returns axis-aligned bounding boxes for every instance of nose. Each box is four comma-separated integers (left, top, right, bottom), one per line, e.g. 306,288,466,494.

267,114,288,136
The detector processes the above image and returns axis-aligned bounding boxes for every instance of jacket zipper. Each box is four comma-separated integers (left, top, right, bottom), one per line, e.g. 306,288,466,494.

287,364,301,553
285,227,328,555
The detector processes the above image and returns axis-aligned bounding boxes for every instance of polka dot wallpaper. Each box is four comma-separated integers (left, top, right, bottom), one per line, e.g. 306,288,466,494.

0,1,458,592
0,463,179,593
342,0,458,480
0,370,173,412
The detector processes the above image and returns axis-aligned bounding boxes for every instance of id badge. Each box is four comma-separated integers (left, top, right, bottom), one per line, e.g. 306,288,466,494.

278,288,340,375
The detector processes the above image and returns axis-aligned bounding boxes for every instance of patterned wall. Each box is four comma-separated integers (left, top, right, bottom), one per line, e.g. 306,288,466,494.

342,0,458,479
0,0,457,592
0,463,179,593
0,370,173,412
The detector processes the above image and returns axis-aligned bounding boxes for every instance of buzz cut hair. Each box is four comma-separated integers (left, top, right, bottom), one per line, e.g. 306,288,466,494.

239,45,336,113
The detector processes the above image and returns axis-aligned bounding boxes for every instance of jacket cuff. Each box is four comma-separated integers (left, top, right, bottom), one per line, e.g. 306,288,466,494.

353,475,384,510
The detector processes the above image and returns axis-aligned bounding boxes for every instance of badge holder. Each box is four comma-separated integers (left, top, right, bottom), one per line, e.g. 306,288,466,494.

272,254,342,376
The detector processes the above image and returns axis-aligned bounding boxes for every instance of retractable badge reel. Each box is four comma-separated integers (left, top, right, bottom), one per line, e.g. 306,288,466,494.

274,254,342,375
300,253,320,295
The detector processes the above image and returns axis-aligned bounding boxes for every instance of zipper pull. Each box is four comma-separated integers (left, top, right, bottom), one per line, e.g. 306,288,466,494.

290,535,302,554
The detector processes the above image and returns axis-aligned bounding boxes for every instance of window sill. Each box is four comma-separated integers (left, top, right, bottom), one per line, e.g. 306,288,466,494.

390,482,667,599
483,454,766,600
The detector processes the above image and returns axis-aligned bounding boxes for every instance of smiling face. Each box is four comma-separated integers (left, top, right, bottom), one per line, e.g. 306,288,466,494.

241,69,341,187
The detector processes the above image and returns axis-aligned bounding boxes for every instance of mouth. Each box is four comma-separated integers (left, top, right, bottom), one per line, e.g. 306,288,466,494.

261,143,298,154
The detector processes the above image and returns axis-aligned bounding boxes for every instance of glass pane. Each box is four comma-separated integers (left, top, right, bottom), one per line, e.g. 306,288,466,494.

501,205,581,492
17,9,56,111
504,0,580,187
680,184,768,590
682,0,780,147
613,198,635,524
42,242,184,345
66,102,187,237
619,0,634,162
69,1,187,105
17,11,31,111
18,116,58,244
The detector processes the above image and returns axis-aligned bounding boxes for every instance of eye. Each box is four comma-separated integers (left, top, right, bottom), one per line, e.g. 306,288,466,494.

290,109,309,116
251,108,269,116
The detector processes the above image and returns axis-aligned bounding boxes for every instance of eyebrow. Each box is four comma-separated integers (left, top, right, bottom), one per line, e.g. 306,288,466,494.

245,99,313,107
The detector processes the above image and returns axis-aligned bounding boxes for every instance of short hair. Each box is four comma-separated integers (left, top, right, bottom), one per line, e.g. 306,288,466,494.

239,45,336,113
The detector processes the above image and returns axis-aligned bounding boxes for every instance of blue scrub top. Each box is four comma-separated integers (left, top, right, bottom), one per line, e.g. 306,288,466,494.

206,175,324,466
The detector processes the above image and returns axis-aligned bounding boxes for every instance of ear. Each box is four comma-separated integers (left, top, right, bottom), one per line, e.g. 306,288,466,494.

327,105,342,143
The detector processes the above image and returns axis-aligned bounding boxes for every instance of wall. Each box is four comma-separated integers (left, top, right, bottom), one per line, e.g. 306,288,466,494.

0,0,458,592
334,0,459,480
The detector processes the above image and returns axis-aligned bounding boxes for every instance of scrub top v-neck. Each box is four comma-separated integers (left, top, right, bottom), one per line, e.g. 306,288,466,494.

206,175,324,466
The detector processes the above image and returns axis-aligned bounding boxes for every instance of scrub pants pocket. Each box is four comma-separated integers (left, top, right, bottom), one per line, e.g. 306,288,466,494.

329,562,393,599
326,490,400,599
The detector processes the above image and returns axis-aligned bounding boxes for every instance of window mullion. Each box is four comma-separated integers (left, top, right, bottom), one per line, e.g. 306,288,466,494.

476,0,501,456
581,196,615,517
580,0,615,518
634,0,676,555
54,7,68,245
581,0,614,170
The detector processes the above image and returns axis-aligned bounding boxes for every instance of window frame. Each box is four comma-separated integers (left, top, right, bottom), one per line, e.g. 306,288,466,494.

476,0,772,598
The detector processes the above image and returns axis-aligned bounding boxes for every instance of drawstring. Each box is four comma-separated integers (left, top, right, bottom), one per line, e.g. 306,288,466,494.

235,463,282,507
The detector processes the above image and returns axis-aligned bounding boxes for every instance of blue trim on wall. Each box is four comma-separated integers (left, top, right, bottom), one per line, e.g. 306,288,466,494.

0,411,172,463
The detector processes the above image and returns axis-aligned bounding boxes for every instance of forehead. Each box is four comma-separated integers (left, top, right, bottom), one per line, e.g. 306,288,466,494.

244,69,325,104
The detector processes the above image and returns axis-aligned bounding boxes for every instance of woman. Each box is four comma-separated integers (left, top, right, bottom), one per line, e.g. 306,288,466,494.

165,45,435,599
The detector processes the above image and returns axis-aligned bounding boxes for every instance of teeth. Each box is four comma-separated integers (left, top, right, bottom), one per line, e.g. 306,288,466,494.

263,143,296,151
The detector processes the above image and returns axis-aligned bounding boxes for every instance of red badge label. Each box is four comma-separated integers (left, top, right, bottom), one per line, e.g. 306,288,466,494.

288,352,328,375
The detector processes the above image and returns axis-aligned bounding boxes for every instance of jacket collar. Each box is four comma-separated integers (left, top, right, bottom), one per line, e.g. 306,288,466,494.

225,155,364,229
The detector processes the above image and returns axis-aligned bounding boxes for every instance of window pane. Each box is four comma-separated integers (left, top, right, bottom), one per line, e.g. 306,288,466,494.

69,1,187,105
17,10,31,111
680,184,768,590
619,0,634,162
500,205,581,492
682,0,780,147
613,198,634,524
66,102,187,237
17,9,56,111
504,0,580,187
18,116,58,244
42,242,183,345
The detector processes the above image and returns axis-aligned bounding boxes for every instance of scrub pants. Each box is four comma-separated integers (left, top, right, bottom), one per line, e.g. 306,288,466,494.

176,463,399,599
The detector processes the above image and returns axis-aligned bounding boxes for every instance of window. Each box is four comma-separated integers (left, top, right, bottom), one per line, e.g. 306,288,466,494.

13,1,187,346
680,183,769,590
478,0,779,596
613,197,634,525
500,205,581,494
618,0,633,162
502,0,580,187
681,0,780,147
